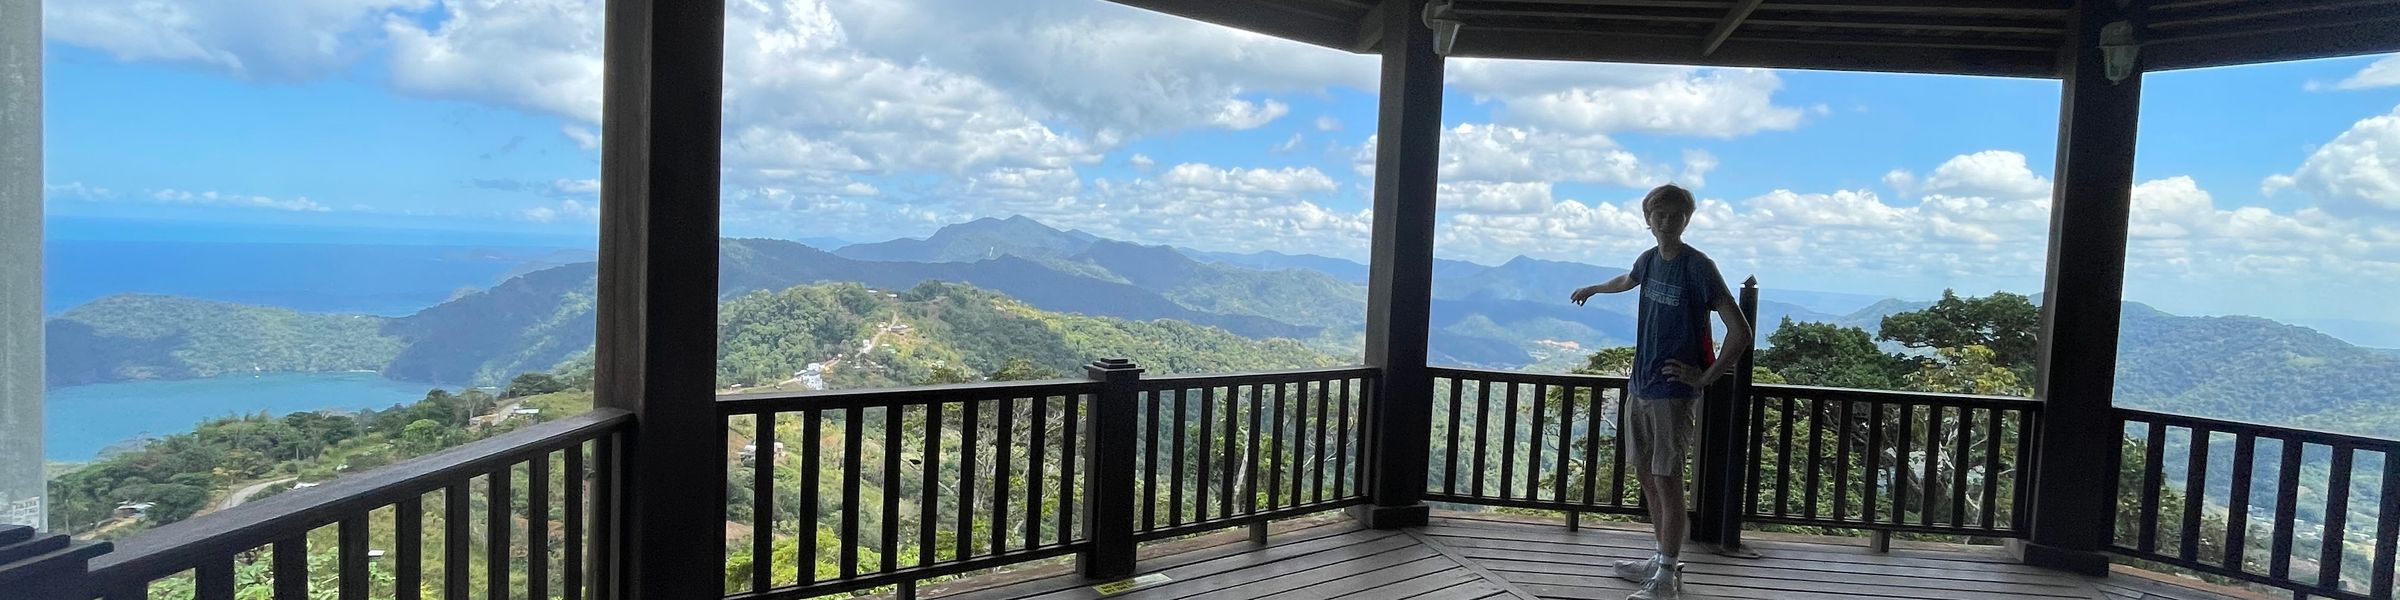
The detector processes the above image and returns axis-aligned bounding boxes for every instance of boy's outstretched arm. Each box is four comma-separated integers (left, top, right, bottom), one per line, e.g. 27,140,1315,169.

1697,291,1753,387
1569,274,1636,305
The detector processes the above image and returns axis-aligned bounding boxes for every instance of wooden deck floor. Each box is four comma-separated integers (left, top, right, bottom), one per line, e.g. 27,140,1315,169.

930,515,2267,600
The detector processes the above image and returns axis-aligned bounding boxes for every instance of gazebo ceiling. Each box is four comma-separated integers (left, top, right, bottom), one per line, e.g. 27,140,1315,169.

1107,0,2400,78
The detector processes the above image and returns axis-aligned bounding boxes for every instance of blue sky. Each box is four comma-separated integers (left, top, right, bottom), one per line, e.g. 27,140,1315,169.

35,0,2400,327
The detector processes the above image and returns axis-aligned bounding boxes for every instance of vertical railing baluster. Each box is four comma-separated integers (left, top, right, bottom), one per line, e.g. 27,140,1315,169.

1198,386,1217,521
1527,383,1545,502
1314,379,1331,504
591,434,616,600
1864,403,1885,524
800,411,824,584
1805,397,1825,521
1287,380,1306,506
1554,383,1574,505
2369,449,2397,600
956,401,977,561
1919,406,1940,527
1745,384,1767,517
447,482,469,600
1027,397,1049,547
491,467,512,600
842,407,864,578
2270,439,2303,581
1224,385,1240,519
1581,385,1601,506
199,557,236,600
1894,404,1915,525
1061,393,1080,543
1500,380,1519,501
1776,396,1794,517
1474,379,1492,498
991,398,1014,555
2012,409,2037,534
2180,427,2210,561
532,452,551,600
2319,445,2353,591
339,515,368,600
1980,409,2001,531
1834,399,1854,522
2138,421,2167,553
885,405,904,573
1445,379,1463,496
1143,390,1160,530
1952,407,1972,528
923,403,942,565
1171,389,1187,525
2226,433,2256,572
275,537,308,600
1270,382,1289,509
1611,388,1629,505
1248,383,1263,515
565,442,584,600
397,496,423,600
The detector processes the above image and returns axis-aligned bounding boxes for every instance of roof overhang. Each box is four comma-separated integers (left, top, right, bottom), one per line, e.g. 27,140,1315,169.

1106,0,2400,78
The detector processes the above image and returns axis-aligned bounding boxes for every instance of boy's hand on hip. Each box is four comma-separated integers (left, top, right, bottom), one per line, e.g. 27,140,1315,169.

1662,359,1707,387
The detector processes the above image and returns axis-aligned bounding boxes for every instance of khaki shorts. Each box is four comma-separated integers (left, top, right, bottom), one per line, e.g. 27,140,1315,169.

1625,394,1698,477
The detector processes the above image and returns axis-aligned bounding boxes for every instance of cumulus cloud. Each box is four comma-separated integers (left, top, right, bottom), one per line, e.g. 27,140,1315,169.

44,0,430,80
1448,60,1807,138
1315,116,1342,132
385,0,605,122
2262,105,2400,215
1358,124,1673,191
2313,54,2400,91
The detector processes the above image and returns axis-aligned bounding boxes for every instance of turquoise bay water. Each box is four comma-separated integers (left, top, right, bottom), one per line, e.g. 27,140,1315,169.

45,373,442,462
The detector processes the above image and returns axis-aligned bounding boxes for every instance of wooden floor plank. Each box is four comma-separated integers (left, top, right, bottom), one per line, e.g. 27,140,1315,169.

1449,541,2089,590
1404,579,1513,600
1138,545,1437,600
1251,555,1457,600
1028,536,1418,600
1419,524,2056,575
1487,564,2093,600
1328,569,1483,600
938,526,1385,600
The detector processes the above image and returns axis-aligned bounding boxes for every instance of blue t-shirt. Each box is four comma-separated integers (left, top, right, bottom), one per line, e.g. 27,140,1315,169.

1629,245,1728,400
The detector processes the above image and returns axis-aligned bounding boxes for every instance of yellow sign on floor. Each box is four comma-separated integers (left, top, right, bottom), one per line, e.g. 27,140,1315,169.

1090,573,1172,596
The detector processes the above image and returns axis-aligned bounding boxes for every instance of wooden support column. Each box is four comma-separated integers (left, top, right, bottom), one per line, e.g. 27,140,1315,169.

1352,0,1443,530
596,0,725,597
2021,0,2141,577
0,0,43,533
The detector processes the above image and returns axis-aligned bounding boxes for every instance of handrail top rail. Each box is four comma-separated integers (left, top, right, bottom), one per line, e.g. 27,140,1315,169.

86,408,633,584
1137,365,1380,389
1750,382,2044,409
716,377,1102,414
1426,365,1627,387
2119,406,2400,451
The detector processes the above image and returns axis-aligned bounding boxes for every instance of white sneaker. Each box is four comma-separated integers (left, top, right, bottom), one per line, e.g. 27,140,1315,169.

1611,557,1657,583
1627,562,1682,600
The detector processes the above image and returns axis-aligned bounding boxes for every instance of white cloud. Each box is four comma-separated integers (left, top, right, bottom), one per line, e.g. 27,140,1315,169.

1130,154,1156,170
1679,150,1719,189
562,125,601,151
1315,116,1342,132
1448,60,1807,138
384,0,604,122
2263,105,2400,215
1439,181,1556,216
1360,124,1671,188
1211,99,1290,130
149,189,331,212
44,0,430,80
43,182,113,200
1158,164,1337,197
522,199,598,223
1271,134,1304,154
2317,54,2400,91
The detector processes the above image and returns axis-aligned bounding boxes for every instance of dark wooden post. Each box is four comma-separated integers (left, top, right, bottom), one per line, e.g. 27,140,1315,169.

595,0,726,597
2021,0,2142,577
0,526,111,600
1353,0,1444,531
1081,358,1143,580
1693,277,1759,552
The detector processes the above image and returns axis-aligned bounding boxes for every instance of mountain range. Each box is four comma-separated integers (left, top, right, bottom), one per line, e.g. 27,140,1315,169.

42,215,2400,437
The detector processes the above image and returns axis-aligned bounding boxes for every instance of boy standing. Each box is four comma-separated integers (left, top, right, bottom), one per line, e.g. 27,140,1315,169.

1569,184,1752,600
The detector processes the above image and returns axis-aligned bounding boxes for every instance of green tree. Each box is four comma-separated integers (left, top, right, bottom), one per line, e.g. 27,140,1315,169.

1878,290,2039,375
396,419,456,457
505,372,568,398
1574,347,1636,376
986,357,1061,381
1758,317,1909,389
